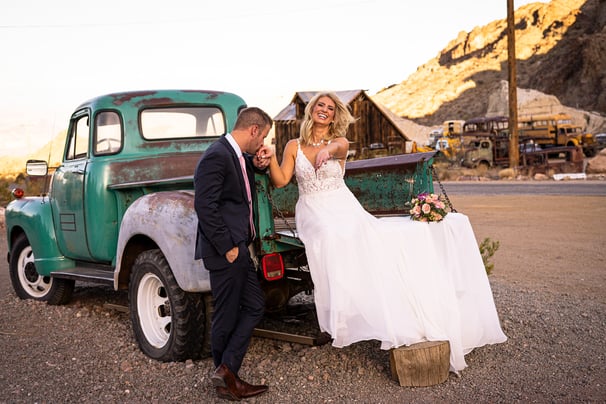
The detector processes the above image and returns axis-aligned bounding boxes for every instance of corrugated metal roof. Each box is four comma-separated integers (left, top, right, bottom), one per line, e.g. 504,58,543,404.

274,103,296,121
295,90,363,105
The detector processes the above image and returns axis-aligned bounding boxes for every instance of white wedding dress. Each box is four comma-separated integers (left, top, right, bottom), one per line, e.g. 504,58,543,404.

293,143,507,372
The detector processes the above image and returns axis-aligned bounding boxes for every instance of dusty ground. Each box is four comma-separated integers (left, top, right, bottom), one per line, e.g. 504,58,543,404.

0,194,605,403
449,194,605,300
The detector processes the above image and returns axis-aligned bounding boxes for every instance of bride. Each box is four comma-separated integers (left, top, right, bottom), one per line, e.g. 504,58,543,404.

265,92,506,373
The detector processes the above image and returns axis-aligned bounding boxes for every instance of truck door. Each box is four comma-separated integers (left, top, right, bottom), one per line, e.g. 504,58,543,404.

50,111,93,261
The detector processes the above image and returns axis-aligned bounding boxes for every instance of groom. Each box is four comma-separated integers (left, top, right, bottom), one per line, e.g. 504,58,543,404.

194,107,273,401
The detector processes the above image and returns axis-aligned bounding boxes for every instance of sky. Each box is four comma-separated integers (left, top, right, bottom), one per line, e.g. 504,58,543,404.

0,0,545,156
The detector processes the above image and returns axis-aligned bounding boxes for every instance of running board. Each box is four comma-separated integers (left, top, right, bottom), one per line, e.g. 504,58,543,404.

253,328,332,346
51,266,114,285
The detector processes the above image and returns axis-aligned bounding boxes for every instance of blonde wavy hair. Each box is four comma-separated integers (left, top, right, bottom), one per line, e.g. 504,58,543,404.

299,92,355,146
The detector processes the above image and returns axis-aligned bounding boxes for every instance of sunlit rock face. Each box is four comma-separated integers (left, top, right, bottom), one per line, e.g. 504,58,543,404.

373,0,605,137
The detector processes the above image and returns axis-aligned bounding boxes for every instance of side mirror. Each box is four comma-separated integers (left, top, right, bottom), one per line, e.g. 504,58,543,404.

26,159,48,177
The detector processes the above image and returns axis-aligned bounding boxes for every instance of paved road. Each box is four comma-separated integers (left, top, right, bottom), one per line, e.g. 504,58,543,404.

434,180,606,196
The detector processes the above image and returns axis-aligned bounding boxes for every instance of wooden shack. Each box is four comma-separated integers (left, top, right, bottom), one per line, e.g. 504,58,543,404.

273,90,411,162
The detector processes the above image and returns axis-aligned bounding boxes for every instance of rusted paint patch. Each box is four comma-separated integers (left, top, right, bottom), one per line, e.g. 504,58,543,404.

110,91,159,106
108,153,201,185
270,152,435,218
116,190,208,291
143,190,195,211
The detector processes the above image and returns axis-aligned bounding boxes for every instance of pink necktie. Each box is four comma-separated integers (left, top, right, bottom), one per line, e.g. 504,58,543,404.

239,155,255,238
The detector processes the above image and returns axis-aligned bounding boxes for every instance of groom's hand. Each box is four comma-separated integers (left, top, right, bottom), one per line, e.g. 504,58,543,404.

225,246,239,263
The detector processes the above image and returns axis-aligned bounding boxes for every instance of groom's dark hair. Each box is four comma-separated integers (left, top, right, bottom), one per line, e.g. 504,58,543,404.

234,107,273,130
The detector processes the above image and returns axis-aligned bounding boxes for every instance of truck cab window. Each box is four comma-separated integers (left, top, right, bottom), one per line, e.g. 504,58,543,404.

140,107,225,139
95,111,122,155
66,115,90,160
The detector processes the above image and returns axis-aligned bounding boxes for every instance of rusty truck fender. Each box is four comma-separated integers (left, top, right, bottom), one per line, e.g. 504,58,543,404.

114,190,210,292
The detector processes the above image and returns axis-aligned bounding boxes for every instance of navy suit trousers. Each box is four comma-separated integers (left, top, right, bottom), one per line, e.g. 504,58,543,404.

208,243,265,374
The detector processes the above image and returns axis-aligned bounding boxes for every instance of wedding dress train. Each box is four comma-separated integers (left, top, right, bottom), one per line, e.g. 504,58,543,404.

293,143,507,372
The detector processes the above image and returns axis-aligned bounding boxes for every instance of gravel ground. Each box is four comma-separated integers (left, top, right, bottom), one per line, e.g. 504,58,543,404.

1,194,605,403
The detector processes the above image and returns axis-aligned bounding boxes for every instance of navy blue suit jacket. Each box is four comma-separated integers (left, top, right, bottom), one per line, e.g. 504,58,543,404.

194,135,255,269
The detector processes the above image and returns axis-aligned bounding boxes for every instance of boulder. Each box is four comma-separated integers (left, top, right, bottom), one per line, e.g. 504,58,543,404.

534,173,549,181
586,148,606,174
498,168,515,179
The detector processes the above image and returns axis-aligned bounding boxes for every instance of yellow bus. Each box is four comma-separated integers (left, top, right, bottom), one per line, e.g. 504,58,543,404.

518,113,596,156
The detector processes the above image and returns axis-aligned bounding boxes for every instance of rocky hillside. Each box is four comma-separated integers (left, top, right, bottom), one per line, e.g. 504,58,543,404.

373,0,606,131
3,0,604,176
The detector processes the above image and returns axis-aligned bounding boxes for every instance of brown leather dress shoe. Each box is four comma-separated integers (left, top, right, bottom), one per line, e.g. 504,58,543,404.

211,364,241,400
234,376,269,398
215,386,241,401
211,364,237,388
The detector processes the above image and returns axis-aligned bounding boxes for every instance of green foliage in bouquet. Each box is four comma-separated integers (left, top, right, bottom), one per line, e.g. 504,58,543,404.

409,193,448,222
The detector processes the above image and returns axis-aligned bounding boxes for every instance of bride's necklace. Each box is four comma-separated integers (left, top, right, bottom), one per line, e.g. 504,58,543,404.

311,138,329,147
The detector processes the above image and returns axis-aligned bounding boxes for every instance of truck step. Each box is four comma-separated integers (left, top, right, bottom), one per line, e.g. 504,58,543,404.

51,266,115,285
252,328,331,346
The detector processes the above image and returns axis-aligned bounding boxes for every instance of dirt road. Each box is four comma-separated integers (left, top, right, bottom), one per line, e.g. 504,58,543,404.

449,194,605,300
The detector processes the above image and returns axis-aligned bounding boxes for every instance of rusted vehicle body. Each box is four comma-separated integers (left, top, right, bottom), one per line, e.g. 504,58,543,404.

518,113,596,157
5,90,435,362
461,136,583,174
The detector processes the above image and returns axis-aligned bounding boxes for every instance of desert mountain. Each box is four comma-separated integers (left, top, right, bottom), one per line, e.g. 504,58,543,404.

2,0,604,176
0,130,65,176
373,0,606,137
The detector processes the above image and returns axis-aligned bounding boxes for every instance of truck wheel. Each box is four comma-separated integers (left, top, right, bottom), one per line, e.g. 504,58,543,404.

129,249,211,362
477,161,489,175
9,234,74,305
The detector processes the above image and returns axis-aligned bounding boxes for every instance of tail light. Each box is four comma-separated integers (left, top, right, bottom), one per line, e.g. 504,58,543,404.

261,253,284,281
12,188,25,199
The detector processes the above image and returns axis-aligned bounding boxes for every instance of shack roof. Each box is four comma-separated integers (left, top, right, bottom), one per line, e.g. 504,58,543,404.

274,90,366,122
273,90,411,141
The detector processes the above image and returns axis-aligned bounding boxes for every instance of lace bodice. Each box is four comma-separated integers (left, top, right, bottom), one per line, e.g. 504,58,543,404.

295,144,345,195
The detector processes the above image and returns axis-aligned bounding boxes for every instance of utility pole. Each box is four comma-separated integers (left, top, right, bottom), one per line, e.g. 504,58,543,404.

507,0,519,168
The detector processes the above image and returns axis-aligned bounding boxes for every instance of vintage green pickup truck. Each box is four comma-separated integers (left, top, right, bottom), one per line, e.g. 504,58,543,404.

5,90,435,362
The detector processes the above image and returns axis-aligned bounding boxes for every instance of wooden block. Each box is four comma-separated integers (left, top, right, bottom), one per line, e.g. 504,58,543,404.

389,340,450,387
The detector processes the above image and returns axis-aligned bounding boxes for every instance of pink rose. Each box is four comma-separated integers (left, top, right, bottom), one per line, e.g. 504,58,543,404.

422,203,431,214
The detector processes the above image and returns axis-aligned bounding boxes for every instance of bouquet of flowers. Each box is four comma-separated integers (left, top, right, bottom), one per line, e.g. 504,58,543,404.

409,193,448,222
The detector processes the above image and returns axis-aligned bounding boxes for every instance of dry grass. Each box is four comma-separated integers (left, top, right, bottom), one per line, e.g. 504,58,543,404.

0,173,48,207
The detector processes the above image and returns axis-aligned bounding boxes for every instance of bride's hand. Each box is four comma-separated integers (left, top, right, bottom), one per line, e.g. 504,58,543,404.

315,149,332,169
254,145,273,169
